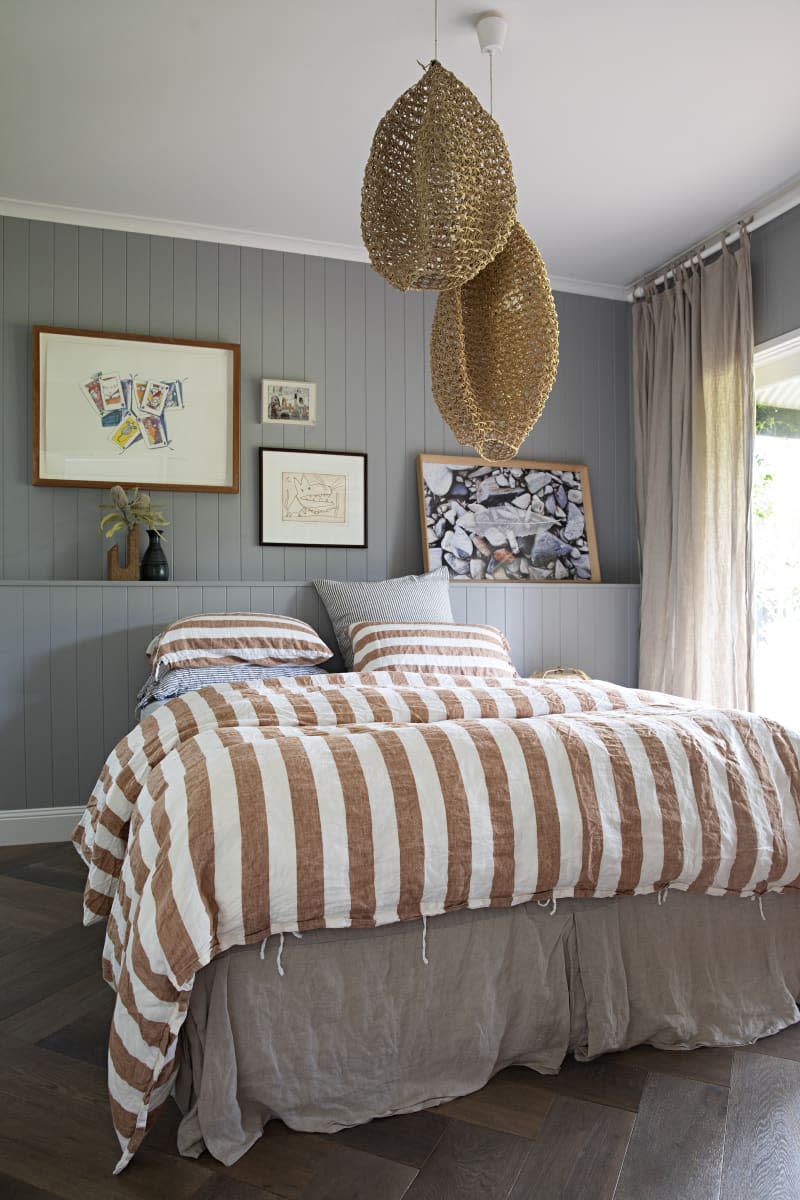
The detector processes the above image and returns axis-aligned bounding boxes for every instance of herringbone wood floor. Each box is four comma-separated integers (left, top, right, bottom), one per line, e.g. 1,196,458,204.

2,844,800,1198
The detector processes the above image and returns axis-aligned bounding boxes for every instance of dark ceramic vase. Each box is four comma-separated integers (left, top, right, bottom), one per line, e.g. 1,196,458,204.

140,529,170,581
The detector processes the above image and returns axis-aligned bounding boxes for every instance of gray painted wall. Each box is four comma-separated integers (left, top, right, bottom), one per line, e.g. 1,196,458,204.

751,204,800,347
0,580,640,811
0,214,639,813
0,216,637,585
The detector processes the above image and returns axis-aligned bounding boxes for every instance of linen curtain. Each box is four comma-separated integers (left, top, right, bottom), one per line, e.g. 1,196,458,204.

633,229,755,709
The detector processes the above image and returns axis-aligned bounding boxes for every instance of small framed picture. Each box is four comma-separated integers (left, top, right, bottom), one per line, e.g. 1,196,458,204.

260,448,367,548
261,379,317,426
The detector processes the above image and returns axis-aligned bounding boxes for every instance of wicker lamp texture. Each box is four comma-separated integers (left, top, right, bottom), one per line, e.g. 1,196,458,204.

361,61,517,291
430,222,560,462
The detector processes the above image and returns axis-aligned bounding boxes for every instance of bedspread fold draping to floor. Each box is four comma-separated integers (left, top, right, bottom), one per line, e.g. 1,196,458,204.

175,891,800,1166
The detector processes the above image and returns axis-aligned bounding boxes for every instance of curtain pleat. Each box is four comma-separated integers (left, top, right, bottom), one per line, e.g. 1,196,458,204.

633,232,755,709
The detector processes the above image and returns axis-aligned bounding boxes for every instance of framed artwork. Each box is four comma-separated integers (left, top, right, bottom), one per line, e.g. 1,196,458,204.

32,325,240,492
417,454,601,582
260,448,367,548
261,379,317,426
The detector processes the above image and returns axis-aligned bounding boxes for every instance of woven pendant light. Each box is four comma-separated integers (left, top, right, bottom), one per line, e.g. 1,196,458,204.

430,222,559,462
361,61,516,291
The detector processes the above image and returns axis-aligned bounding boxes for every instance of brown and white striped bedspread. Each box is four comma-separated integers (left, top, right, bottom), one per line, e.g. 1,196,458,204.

72,670,800,1171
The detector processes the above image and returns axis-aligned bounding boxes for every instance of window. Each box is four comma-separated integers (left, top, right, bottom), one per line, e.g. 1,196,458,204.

753,331,800,727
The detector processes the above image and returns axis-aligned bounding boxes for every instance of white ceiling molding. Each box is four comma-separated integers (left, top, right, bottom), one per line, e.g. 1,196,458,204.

755,327,800,361
0,196,371,265
0,195,630,302
546,275,629,303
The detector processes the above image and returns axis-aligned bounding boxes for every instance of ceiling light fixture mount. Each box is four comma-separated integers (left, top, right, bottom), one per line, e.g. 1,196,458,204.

475,12,508,56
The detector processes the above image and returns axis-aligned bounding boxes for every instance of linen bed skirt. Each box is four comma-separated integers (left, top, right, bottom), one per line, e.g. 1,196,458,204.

174,892,800,1166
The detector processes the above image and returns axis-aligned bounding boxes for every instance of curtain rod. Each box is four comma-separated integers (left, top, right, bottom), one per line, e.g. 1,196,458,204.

629,221,752,298
627,174,800,300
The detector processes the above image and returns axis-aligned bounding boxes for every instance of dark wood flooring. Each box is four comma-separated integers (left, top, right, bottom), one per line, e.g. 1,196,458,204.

3,842,800,1199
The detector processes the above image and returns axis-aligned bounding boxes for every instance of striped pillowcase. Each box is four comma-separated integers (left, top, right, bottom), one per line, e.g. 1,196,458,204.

348,621,519,678
136,662,329,713
150,612,333,679
314,568,454,668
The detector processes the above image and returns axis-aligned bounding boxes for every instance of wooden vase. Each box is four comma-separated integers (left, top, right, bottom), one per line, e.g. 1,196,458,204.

107,526,140,581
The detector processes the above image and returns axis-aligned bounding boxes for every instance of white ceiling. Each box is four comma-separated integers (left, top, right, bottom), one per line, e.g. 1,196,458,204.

2,0,800,296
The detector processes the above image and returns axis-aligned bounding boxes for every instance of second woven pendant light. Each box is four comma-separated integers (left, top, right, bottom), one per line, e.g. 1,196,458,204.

430,222,560,462
361,61,517,292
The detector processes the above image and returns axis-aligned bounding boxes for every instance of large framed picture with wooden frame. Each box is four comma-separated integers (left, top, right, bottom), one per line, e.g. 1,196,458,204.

32,325,240,492
417,454,601,582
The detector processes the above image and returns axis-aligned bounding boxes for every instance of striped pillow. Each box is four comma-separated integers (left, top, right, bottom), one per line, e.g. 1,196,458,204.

348,621,519,678
314,568,454,669
150,613,333,679
136,662,329,713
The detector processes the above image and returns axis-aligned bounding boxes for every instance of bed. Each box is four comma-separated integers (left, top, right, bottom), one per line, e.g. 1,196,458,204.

72,609,800,1173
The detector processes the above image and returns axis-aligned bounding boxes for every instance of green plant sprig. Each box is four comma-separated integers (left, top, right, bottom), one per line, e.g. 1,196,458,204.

99,485,170,541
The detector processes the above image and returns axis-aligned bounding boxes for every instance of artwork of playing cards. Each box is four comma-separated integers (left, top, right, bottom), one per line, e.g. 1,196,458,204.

34,328,240,492
81,369,184,453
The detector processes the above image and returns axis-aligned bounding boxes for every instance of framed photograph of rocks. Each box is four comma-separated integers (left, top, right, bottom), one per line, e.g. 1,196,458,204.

417,455,601,583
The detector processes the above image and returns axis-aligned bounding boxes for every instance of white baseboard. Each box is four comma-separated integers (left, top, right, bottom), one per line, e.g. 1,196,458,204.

0,806,83,846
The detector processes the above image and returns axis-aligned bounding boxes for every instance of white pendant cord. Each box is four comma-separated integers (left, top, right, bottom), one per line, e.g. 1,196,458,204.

476,12,508,114
434,0,439,61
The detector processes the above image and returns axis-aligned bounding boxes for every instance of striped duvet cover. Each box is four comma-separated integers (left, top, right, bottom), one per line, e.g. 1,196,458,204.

72,670,800,1171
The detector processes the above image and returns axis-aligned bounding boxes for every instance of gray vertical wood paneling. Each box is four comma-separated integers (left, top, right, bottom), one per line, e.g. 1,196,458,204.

101,230,126,330
323,257,347,582
0,216,637,586
75,585,104,804
260,250,286,582
152,584,179,634
404,293,426,572
171,238,199,581
385,283,406,578
3,217,30,581
195,241,221,581
0,580,639,810
217,244,242,580
51,224,80,579
100,587,130,764
147,236,175,542
422,290,443,454
23,585,53,808
77,227,104,582
0,218,4,576
301,255,326,581
365,268,388,582
751,204,800,346
126,584,154,711
240,248,263,581
28,221,55,580
49,584,79,807
345,262,367,582
123,232,148,332
0,584,26,810
281,253,308,581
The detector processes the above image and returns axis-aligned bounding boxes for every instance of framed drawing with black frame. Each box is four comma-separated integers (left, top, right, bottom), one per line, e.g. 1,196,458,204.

417,453,601,582
32,325,240,492
259,448,368,548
